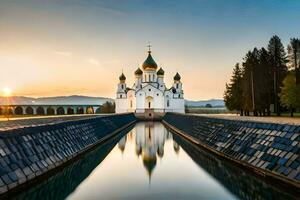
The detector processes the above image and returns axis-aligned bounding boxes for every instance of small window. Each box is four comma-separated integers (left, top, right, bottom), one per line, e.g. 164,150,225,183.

157,93,159,96
149,74,151,81
167,100,170,107
176,83,179,89
149,89,151,92
121,85,124,89
178,94,180,98
130,100,133,108
120,94,122,98
145,75,146,81
140,93,142,96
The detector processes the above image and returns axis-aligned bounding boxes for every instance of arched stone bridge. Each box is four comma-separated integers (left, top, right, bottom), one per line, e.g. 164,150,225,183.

0,105,101,115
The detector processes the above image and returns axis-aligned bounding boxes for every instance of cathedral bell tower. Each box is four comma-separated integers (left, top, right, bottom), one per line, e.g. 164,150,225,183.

117,72,127,99
135,68,143,90
173,72,183,98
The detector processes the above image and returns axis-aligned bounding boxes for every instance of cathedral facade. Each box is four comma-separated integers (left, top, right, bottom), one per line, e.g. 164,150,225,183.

115,48,185,117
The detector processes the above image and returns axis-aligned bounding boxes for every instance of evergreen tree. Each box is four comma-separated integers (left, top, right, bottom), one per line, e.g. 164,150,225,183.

100,101,115,113
241,49,260,115
224,63,243,115
287,38,300,85
267,35,288,115
256,47,273,115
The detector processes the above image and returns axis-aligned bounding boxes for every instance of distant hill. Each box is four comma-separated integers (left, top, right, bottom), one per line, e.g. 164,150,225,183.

0,95,224,108
0,95,113,105
185,99,225,107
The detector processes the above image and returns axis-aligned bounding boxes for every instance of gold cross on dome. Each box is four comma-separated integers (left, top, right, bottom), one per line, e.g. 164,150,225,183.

147,42,151,52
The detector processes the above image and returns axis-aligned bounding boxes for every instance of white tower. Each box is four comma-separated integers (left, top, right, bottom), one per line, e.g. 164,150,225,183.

134,68,143,90
173,72,183,98
157,67,165,90
116,73,128,113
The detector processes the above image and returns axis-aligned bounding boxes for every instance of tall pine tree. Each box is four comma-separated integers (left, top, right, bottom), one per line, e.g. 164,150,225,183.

256,47,273,115
224,63,244,115
287,38,300,85
267,35,288,116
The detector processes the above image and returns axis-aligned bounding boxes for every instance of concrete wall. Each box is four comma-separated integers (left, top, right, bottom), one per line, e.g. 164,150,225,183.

0,113,136,195
172,134,298,199
163,113,300,188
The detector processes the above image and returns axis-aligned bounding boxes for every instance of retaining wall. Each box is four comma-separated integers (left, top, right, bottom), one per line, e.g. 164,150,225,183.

0,113,136,194
163,113,300,187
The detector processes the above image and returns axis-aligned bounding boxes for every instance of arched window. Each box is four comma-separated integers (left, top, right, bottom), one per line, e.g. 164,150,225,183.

149,74,151,82
145,75,147,82
120,94,122,98
121,84,124,89
167,100,170,107
148,102,151,108
130,100,133,108
153,74,155,81
176,83,179,89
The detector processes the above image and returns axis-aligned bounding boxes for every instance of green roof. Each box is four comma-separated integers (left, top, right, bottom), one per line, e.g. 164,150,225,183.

135,67,143,75
174,72,181,81
142,51,158,70
157,67,165,75
119,73,126,81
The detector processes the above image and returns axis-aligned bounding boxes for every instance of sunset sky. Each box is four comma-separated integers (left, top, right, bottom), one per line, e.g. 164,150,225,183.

0,0,300,100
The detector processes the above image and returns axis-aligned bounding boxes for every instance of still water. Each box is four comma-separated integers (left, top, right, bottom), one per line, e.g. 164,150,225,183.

13,122,295,200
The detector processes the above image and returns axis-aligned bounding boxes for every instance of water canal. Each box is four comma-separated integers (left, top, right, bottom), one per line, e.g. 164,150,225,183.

12,122,295,200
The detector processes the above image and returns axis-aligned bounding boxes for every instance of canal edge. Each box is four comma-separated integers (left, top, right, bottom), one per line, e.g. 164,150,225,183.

0,119,137,199
162,120,300,195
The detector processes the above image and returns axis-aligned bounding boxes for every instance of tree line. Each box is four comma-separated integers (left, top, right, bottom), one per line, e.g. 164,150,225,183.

224,35,300,117
97,101,115,113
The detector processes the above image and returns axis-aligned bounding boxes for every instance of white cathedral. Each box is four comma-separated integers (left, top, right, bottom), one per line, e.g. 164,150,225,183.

115,47,185,118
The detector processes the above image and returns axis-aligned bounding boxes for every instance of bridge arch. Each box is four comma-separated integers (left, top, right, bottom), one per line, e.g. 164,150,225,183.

7,107,13,115
15,106,23,115
57,107,65,115
95,107,101,114
25,107,34,115
47,107,55,115
86,106,94,114
36,107,45,115
67,107,74,115
77,107,84,114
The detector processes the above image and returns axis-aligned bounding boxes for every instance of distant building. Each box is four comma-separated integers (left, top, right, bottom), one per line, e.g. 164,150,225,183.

115,47,185,118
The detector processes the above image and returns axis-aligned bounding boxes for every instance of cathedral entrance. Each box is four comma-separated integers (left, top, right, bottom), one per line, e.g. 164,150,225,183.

146,96,153,109
144,96,154,119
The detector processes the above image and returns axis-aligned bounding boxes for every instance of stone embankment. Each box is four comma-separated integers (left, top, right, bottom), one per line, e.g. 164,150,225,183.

0,114,136,195
163,113,300,188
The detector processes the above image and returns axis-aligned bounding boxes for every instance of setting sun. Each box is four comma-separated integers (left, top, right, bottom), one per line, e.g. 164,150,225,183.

2,87,12,97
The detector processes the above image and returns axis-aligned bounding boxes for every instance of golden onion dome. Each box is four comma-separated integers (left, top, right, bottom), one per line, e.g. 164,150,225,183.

119,73,126,81
174,72,181,81
157,67,164,76
142,51,158,70
135,67,143,75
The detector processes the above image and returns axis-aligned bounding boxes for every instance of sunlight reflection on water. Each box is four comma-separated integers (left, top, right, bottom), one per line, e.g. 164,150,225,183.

66,122,236,200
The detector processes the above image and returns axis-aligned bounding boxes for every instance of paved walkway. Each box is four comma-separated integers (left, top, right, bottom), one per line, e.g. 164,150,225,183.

192,114,300,125
0,114,110,132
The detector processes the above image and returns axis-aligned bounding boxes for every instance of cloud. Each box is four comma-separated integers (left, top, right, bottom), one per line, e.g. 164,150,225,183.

86,58,100,66
54,51,72,57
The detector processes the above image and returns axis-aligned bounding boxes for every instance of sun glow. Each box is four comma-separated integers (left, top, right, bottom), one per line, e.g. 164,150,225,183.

2,87,12,97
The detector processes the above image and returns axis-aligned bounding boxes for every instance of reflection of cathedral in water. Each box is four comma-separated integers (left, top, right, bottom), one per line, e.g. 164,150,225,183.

117,122,180,177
